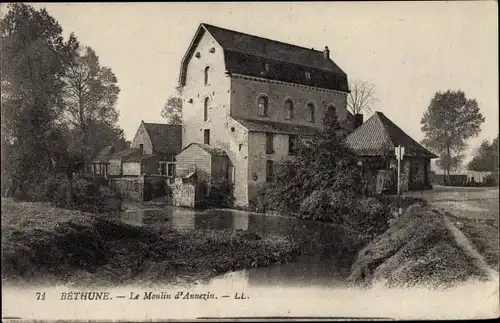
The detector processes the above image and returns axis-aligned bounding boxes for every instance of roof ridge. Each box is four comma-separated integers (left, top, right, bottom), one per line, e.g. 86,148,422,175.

224,49,343,74
201,23,326,55
143,122,181,126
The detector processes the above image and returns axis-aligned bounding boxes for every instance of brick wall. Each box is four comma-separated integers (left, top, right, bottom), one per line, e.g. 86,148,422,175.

247,132,290,202
230,76,349,127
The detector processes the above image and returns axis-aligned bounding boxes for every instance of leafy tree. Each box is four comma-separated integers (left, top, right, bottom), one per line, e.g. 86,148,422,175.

264,108,362,215
420,90,484,179
1,3,79,197
61,46,120,160
161,96,182,125
468,136,499,172
347,80,378,115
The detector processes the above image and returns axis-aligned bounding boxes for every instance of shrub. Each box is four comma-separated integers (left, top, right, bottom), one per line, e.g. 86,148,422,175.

23,173,69,205
345,198,392,241
203,179,235,209
15,173,112,214
72,178,108,213
482,174,497,187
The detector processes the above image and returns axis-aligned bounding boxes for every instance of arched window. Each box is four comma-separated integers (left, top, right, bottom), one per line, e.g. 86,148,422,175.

306,102,315,123
327,104,337,116
284,99,294,120
257,94,269,117
204,66,210,85
204,97,209,121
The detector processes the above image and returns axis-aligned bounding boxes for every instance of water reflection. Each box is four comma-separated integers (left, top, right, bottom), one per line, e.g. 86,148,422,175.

121,207,356,288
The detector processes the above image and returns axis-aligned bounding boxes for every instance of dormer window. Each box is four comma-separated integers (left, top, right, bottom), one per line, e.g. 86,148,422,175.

305,71,311,80
264,63,270,72
195,52,201,59
284,99,294,120
257,94,269,117
204,66,210,85
209,47,215,53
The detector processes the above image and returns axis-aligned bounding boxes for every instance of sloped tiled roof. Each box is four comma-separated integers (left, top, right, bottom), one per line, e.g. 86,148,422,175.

344,112,438,158
142,123,182,154
92,145,115,163
234,118,320,136
179,143,228,157
180,24,349,92
109,147,141,160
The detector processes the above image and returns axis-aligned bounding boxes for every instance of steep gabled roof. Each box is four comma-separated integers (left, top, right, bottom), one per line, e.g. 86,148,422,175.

178,143,228,157
179,23,349,92
142,123,182,154
344,111,438,158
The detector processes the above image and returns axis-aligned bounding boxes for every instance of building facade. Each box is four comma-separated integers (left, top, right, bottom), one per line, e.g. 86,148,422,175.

178,23,355,206
345,111,438,193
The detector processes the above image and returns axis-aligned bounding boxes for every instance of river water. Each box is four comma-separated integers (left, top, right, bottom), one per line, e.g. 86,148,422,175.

121,207,357,289
3,207,498,320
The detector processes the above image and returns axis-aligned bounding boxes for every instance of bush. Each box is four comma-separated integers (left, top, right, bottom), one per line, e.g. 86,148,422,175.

482,174,497,187
15,173,111,213
23,173,68,205
203,180,235,208
72,178,108,213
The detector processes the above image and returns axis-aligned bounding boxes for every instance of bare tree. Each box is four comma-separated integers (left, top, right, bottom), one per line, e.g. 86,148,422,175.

347,80,378,115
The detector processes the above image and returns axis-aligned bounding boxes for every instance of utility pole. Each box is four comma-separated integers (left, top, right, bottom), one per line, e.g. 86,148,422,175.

395,145,405,195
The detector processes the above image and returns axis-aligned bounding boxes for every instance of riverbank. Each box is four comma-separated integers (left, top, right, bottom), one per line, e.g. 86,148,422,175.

1,199,299,286
405,186,499,270
347,204,495,288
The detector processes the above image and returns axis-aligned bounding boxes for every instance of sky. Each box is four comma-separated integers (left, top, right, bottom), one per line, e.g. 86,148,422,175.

26,2,499,162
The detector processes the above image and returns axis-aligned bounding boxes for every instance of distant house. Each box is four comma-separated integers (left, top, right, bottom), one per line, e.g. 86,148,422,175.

345,111,438,194
131,121,182,176
92,121,182,178
91,145,116,178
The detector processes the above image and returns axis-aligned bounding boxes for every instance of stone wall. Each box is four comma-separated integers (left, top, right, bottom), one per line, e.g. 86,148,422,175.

109,175,168,202
170,178,196,208
109,176,144,201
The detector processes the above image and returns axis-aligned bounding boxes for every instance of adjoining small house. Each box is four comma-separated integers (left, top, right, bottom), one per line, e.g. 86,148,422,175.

175,143,232,197
92,121,182,178
167,143,232,207
91,145,116,178
345,111,438,194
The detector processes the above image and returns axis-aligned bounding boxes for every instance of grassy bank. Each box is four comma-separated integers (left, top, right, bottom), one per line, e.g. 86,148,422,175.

405,186,499,271
1,199,299,286
347,205,491,289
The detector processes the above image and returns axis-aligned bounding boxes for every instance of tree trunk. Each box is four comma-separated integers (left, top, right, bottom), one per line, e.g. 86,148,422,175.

67,174,73,206
445,145,451,184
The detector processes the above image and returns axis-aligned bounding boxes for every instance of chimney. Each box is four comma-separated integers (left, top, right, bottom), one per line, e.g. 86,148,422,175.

323,46,330,59
354,113,363,129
